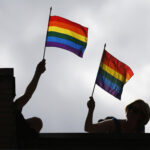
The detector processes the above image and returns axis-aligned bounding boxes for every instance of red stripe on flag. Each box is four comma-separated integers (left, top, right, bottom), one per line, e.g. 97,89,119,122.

49,21,88,37
49,16,88,33
102,50,134,78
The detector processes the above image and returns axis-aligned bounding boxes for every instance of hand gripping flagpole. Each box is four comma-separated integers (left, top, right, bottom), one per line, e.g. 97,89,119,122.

91,43,106,97
43,7,52,59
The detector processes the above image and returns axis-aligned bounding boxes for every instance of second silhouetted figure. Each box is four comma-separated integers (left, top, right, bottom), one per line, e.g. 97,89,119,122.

14,59,46,141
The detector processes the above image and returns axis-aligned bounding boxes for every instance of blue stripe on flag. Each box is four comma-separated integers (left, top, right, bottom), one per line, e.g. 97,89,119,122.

97,74,122,93
46,36,85,52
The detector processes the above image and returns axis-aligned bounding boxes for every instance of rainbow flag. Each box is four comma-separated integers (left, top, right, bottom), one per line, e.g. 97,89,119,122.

96,50,134,100
46,16,88,57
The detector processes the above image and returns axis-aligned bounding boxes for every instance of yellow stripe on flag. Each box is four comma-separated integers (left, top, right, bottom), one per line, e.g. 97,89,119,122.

48,26,87,43
100,63,127,83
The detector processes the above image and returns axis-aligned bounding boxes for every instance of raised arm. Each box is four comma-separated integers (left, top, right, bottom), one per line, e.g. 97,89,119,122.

15,59,46,111
85,96,95,132
85,97,115,133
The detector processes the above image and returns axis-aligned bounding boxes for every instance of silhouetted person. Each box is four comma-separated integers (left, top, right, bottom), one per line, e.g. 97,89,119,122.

85,97,150,133
14,59,46,141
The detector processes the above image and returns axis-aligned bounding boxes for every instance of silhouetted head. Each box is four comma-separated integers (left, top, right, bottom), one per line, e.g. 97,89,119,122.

125,99,150,126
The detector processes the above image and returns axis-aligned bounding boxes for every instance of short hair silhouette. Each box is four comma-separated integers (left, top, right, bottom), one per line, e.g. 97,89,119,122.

126,99,150,125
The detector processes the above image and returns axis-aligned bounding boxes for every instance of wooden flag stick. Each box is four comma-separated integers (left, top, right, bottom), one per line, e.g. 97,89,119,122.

43,7,52,59
91,43,106,97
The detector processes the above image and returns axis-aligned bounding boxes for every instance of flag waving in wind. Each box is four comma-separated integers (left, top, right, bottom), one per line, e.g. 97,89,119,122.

96,49,134,100
46,16,88,57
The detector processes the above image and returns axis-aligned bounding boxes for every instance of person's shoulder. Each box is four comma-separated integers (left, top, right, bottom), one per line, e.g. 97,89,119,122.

117,119,126,124
13,100,23,112
112,119,126,127
109,118,125,133
98,119,117,133
98,119,116,128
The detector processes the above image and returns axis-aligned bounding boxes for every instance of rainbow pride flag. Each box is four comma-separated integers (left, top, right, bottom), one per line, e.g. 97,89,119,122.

96,50,134,100
45,16,88,57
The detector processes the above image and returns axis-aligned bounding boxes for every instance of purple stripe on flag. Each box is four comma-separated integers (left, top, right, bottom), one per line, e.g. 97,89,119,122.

96,79,121,99
46,42,83,57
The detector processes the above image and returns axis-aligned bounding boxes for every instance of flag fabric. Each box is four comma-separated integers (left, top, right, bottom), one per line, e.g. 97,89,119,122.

46,16,88,57
96,50,134,100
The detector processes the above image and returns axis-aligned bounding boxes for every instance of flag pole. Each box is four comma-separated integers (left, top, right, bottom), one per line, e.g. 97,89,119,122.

43,7,52,59
91,43,106,97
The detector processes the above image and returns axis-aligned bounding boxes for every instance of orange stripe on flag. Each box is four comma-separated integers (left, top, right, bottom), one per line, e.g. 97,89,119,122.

50,21,87,37
49,16,88,33
102,50,134,79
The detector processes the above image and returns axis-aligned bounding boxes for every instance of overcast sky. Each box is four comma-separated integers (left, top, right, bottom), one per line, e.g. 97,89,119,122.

0,0,150,133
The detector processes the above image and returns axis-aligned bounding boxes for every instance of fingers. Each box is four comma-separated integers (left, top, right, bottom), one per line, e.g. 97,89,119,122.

42,59,46,63
40,59,46,65
89,96,94,101
87,97,95,111
40,59,46,66
36,59,46,74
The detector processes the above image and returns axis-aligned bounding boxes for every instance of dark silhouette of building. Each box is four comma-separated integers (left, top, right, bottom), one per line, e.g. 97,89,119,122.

0,68,16,148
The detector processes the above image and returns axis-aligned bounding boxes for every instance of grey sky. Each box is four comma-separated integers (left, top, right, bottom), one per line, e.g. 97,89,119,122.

0,0,150,132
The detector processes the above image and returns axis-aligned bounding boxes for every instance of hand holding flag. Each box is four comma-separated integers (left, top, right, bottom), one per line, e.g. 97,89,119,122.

36,59,46,75
87,97,95,112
